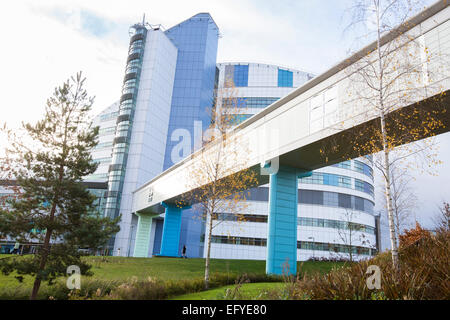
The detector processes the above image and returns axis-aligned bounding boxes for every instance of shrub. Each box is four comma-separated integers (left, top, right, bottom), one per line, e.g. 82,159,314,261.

290,228,450,300
107,272,281,300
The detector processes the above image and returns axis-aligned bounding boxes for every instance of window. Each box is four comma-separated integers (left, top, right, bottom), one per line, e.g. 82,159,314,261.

333,161,351,169
99,127,116,135
355,179,374,196
124,79,137,89
95,142,113,150
338,194,352,208
310,94,324,133
354,196,365,211
224,97,280,109
100,111,118,122
210,235,266,247
297,241,374,255
354,160,373,178
230,114,252,125
278,69,293,87
233,65,249,87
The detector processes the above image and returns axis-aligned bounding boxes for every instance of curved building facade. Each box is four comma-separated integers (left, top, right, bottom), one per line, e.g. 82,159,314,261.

204,62,379,261
83,18,379,261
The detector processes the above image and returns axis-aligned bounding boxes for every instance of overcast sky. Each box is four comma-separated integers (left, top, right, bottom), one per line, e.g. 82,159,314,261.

0,0,448,244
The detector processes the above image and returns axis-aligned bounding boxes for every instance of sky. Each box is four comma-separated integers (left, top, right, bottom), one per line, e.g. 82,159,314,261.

0,0,448,247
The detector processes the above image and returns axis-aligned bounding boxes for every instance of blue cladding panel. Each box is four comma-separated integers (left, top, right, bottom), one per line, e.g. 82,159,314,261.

152,219,164,255
278,69,293,87
266,166,298,275
234,65,249,87
163,14,219,171
162,14,219,258
159,204,183,257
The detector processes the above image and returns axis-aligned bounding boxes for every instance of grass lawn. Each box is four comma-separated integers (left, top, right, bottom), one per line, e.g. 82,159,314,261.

173,282,285,300
0,255,346,298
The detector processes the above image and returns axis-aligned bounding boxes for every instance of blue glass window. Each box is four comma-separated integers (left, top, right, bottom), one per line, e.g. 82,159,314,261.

278,69,293,87
233,65,249,87
354,160,373,178
223,97,279,109
230,114,252,125
300,172,372,196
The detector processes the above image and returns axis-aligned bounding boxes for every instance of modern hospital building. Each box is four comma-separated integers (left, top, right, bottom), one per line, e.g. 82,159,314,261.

85,13,380,261
0,13,381,260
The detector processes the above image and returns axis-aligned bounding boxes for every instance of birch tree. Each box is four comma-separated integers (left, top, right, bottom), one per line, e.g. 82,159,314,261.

178,80,258,289
320,0,447,269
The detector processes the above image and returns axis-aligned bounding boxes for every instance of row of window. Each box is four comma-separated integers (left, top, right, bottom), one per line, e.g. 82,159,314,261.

213,213,375,234
298,241,376,256
95,142,113,150
223,65,295,88
299,172,374,197
353,160,374,178
211,235,267,247
99,127,116,135
208,235,376,256
299,190,374,213
230,114,252,125
85,173,108,180
100,111,119,122
223,97,280,109
298,217,375,234
245,188,374,214
93,157,112,164
331,160,373,179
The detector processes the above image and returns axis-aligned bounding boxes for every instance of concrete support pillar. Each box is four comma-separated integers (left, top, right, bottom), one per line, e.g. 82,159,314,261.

159,202,184,257
133,213,153,257
266,166,311,275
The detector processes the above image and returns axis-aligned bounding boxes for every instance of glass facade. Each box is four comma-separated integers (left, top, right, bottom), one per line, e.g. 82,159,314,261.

104,25,147,232
163,13,219,170
299,172,374,196
158,14,219,258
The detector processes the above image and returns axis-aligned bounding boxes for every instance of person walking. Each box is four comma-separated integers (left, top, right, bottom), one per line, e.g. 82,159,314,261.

12,241,20,255
182,245,187,259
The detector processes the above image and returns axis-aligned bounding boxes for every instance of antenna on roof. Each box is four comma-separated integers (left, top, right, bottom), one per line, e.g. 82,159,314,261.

142,13,146,25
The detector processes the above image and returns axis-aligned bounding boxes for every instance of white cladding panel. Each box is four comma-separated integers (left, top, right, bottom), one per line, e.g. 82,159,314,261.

114,29,178,254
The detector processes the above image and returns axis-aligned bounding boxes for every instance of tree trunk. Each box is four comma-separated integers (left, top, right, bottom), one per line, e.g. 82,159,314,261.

30,228,52,300
375,2,399,270
382,142,399,268
204,209,214,290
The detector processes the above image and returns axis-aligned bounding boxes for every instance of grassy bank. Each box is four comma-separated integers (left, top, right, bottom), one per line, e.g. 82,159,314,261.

0,255,344,299
173,282,284,300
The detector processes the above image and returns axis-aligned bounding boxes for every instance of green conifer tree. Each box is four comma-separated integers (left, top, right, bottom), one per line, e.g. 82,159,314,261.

0,72,120,299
